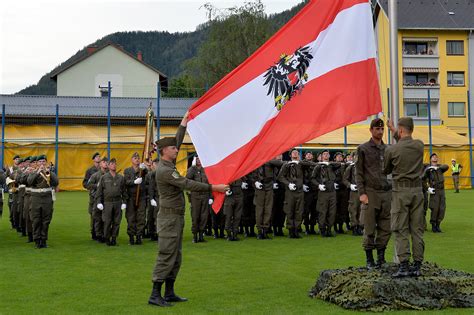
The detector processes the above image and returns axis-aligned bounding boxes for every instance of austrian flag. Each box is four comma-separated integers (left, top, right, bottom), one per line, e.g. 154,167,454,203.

188,0,382,212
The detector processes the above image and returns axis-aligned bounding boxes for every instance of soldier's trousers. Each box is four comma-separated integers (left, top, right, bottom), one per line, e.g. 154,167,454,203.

391,188,424,263
272,189,285,228
30,193,53,241
93,207,104,238
190,197,209,233
317,191,337,229
254,189,273,232
24,193,32,235
152,210,184,282
429,189,446,224
147,204,159,235
88,197,94,233
362,189,391,251
102,201,122,239
336,189,349,225
452,174,460,191
17,189,25,231
303,191,317,227
284,190,304,229
242,191,256,227
348,191,361,227
126,198,147,236
211,206,225,230
224,195,243,233
10,193,17,227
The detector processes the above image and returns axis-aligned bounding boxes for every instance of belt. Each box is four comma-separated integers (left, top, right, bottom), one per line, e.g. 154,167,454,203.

159,207,185,215
393,179,422,189
367,183,391,191
104,198,122,203
30,187,52,193
25,188,32,192
452,172,460,175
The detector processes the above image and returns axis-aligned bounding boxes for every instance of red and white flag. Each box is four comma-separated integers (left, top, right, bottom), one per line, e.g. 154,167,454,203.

188,0,381,212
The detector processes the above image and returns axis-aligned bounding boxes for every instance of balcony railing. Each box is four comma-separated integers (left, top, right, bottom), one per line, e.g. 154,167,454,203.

402,55,439,68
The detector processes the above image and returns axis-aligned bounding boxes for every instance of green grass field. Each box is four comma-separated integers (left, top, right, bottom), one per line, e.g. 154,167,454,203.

1,190,473,314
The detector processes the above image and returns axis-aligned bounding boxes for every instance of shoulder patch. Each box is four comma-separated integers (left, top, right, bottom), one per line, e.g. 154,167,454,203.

172,171,180,179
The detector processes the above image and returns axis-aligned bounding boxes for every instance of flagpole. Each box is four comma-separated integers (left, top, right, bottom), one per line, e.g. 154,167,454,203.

388,0,399,139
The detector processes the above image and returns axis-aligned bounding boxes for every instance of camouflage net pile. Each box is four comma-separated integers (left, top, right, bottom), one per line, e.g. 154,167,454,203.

309,262,474,311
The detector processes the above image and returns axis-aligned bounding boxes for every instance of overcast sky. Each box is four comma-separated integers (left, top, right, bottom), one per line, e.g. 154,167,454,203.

0,0,303,94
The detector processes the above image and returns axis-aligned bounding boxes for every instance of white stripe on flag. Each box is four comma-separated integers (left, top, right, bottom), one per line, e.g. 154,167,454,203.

188,2,376,168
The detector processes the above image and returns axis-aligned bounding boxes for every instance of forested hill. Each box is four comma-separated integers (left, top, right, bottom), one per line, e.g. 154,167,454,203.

17,1,306,95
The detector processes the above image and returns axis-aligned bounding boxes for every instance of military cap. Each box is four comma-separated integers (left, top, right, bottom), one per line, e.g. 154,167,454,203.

156,137,177,150
24,156,32,162
18,158,24,163
37,154,47,161
101,156,109,162
289,148,299,154
370,118,384,128
430,153,438,159
109,158,117,164
132,152,140,159
398,116,414,132
320,149,329,154
13,155,20,160
92,152,100,160
335,151,343,157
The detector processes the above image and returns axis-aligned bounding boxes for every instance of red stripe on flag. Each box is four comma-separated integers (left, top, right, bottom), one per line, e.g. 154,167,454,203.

208,58,380,212
189,0,369,120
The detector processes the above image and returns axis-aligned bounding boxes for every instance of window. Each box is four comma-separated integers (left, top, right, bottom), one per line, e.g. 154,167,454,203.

404,42,428,55
404,73,428,85
446,41,464,55
405,103,428,117
447,72,464,86
448,102,465,117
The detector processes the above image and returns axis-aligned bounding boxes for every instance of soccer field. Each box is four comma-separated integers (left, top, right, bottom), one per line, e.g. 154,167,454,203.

1,190,473,314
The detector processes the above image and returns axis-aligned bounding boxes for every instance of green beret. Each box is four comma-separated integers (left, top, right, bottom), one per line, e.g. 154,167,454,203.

92,152,100,160
109,158,117,164
335,151,343,157
23,156,32,162
18,158,24,163
370,118,384,128
13,155,20,160
37,154,47,161
101,156,109,162
132,152,140,159
398,117,414,132
156,137,177,150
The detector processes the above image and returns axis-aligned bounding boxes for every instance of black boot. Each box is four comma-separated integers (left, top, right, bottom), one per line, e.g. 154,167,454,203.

365,250,376,269
226,231,233,241
305,225,310,235
111,237,117,246
358,225,364,236
309,225,316,235
411,261,422,277
278,226,285,236
431,223,437,233
129,235,135,245
436,223,442,233
244,226,250,237
376,248,386,268
164,279,188,302
135,235,143,245
199,232,207,242
148,281,172,307
42,240,48,248
192,233,198,243
35,239,41,249
392,261,411,278
267,227,273,234
238,226,244,234
257,230,264,240
91,229,97,241
249,226,256,237
28,232,33,243
151,233,158,241
106,238,112,246
326,226,334,237
219,229,225,239
213,228,219,239
294,228,302,239
232,231,239,241
320,225,327,237
337,223,344,234
273,226,278,237
352,227,359,236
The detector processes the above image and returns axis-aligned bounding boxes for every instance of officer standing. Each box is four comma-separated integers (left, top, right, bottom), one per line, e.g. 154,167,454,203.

450,158,463,193
384,117,425,277
146,158,159,241
302,151,317,235
87,156,109,242
423,153,449,233
148,112,228,307
271,155,286,236
83,152,100,240
27,155,59,249
223,178,244,241
186,156,211,243
343,152,363,236
6,155,21,229
0,168,5,217
241,172,257,237
356,118,392,268
96,158,127,246
334,152,349,233
124,152,148,245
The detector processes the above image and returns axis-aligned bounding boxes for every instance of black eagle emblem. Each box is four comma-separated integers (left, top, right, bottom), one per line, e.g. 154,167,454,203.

263,46,313,110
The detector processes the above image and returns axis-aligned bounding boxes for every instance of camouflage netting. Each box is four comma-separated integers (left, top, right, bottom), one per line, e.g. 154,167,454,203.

309,262,474,312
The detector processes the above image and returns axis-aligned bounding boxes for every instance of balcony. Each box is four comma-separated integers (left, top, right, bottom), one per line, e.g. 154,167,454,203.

403,85,440,100
402,55,439,68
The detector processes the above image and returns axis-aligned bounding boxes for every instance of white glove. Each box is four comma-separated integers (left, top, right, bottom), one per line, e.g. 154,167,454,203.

97,203,104,211
303,185,310,192
150,199,157,207
428,187,435,195
319,162,329,165
350,184,358,191
225,190,233,196
428,166,439,170
139,163,146,170
209,199,214,205
121,203,127,210
318,184,326,191
134,177,143,185
334,183,339,190
288,183,296,191
241,182,248,190
273,182,279,190
255,181,263,190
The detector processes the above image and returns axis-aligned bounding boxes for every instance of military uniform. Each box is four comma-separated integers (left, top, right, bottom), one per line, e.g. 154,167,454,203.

384,117,425,277
146,167,159,241
124,158,148,244
27,156,59,248
223,178,243,241
302,161,317,235
312,162,340,237
6,160,20,229
96,165,127,245
241,174,256,237
186,164,211,242
334,161,349,233
271,168,286,236
83,154,100,240
0,169,5,217
87,167,107,241
343,161,363,235
423,163,449,232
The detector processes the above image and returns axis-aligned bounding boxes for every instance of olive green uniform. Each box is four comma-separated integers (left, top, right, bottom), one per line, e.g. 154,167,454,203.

185,165,211,234
0,170,5,217
223,179,243,235
6,166,19,229
384,136,425,264
27,171,59,242
96,172,127,241
83,165,99,238
88,170,107,239
343,162,362,228
423,164,449,226
302,162,317,233
356,139,392,251
146,170,159,239
124,166,148,238
312,162,340,235
278,161,305,232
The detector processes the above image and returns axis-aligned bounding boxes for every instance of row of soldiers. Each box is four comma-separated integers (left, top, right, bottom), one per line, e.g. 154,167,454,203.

1,155,59,248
